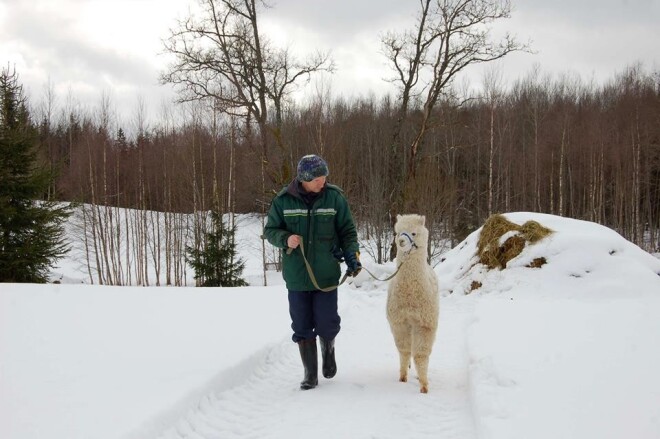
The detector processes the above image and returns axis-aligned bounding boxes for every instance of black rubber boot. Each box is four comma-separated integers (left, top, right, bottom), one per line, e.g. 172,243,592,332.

298,339,318,390
320,337,337,379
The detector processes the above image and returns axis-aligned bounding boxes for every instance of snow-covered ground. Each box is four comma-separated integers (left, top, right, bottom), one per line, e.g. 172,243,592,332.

1,211,660,439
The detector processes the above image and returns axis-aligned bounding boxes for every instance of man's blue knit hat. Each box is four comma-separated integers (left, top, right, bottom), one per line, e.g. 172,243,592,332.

297,154,329,182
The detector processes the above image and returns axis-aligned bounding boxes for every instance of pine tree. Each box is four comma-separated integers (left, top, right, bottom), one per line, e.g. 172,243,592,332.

0,66,71,283
186,210,248,287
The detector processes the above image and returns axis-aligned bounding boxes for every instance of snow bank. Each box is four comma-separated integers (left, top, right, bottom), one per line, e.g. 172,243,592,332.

2,211,660,439
436,212,660,298
436,212,660,439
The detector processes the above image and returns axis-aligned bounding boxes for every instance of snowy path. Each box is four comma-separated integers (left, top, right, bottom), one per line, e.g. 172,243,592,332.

154,290,476,439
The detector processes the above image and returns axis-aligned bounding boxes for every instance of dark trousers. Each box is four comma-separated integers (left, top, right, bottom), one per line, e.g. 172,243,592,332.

288,288,341,342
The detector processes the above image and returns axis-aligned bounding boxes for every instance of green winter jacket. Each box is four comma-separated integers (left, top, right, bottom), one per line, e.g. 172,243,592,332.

264,181,359,291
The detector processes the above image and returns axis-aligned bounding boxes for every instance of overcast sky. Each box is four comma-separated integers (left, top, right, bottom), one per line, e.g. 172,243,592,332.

1,0,658,126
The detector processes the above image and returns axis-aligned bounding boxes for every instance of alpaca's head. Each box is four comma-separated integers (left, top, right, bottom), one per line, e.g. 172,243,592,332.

394,214,428,255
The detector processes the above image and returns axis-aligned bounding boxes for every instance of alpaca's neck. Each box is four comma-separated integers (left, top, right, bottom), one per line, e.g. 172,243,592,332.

397,250,427,267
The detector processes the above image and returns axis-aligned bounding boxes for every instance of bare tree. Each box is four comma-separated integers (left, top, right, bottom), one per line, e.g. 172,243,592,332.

382,0,528,221
161,0,333,187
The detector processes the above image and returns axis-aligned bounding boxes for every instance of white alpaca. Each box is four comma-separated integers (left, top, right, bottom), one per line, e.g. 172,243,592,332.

387,214,439,393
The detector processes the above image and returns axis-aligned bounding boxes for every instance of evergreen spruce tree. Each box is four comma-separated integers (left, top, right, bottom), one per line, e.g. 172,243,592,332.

0,67,71,283
186,210,248,287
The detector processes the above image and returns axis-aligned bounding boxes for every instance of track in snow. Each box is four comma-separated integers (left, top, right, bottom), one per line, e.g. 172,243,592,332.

155,289,476,439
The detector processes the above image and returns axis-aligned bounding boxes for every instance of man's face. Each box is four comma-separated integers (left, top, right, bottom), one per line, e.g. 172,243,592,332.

301,176,326,193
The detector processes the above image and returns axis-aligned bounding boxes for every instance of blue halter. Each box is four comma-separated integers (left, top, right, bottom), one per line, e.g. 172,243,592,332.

399,232,418,251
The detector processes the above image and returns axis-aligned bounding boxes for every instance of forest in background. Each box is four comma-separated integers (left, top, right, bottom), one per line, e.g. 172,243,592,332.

33,65,660,259
7,0,659,285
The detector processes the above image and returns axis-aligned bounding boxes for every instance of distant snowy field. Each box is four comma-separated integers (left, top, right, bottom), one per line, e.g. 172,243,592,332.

1,211,660,439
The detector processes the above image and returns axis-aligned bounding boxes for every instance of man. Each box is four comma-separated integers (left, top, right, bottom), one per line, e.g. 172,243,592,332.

264,154,361,390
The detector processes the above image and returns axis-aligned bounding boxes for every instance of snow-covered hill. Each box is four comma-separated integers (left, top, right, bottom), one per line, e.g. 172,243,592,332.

1,212,659,439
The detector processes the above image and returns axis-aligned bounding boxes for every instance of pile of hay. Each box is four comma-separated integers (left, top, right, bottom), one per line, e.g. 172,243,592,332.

477,214,553,269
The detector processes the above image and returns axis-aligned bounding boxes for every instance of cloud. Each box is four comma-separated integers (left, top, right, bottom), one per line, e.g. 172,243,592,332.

517,0,659,27
4,2,154,87
1,0,658,123
267,0,413,43
0,0,179,124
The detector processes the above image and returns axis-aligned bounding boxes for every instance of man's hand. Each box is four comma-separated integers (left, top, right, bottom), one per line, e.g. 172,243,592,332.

344,251,362,277
287,234,301,249
331,245,345,262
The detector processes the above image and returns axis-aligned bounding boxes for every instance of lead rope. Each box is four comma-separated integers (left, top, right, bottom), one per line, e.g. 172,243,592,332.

286,237,404,292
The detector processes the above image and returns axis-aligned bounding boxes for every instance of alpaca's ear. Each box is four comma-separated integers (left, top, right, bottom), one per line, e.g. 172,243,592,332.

419,215,426,226
397,214,402,222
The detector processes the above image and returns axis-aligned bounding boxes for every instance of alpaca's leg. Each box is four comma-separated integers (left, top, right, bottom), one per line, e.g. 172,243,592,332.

413,354,430,393
412,325,436,393
399,350,411,383
390,322,412,383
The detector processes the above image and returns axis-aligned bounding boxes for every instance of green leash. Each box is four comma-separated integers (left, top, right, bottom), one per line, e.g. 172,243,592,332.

286,237,403,292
